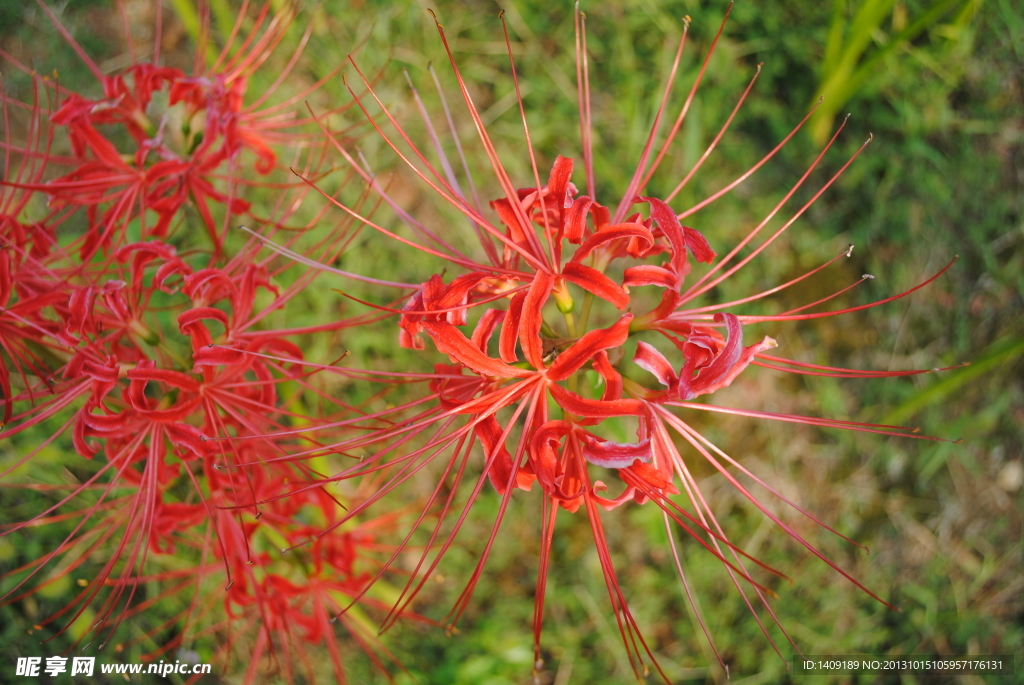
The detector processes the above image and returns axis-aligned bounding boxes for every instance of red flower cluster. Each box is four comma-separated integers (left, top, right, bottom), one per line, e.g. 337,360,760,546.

230,6,958,681
1,1,335,257
0,2,403,682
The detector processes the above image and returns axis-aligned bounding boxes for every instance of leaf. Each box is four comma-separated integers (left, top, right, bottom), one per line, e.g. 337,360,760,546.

809,0,975,144
882,333,1024,425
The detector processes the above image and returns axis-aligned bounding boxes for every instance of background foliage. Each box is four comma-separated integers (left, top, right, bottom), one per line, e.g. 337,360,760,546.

1,0,1021,683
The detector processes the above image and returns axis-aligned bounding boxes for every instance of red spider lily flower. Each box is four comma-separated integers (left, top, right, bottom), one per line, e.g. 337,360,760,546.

227,6,965,681
0,0,350,256
0,223,388,645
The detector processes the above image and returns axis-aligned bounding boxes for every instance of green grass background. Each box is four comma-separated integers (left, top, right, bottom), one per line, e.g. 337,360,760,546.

1,0,1021,683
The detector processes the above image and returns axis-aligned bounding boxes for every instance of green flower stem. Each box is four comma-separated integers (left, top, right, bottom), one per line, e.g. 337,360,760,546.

578,291,595,333
562,311,578,338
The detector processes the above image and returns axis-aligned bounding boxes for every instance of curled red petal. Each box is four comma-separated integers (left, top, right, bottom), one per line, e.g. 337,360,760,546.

591,351,623,402
639,195,716,265
546,314,632,382
633,341,678,391
686,316,777,399
548,382,645,418
79,357,120,387
581,435,653,469
114,242,159,283
240,130,278,175
563,196,593,243
620,459,678,493
422,321,532,378
589,480,639,510
183,268,237,305
73,416,100,459
471,308,506,352
682,313,744,398
570,223,654,264
192,345,245,368
66,286,98,338
126,366,201,393
165,422,209,460
519,271,554,369
178,306,230,330
426,272,489,326
528,420,572,493
679,324,723,370
79,409,128,433
623,264,679,290
499,290,526,363
546,155,574,217
490,197,529,244
399,290,426,350
560,262,629,310
682,226,716,265
574,351,626,428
